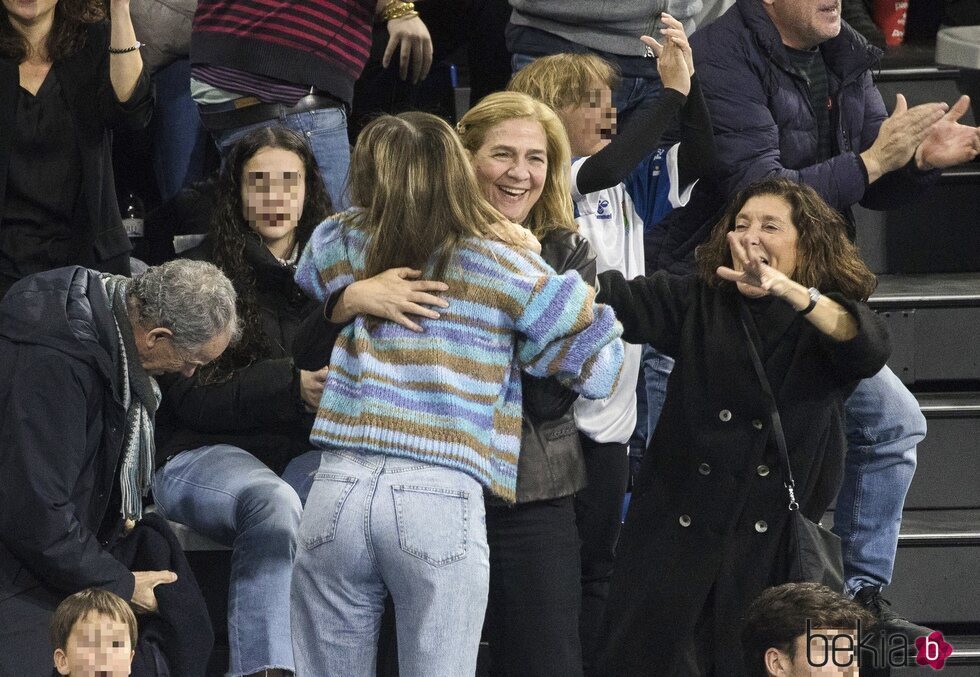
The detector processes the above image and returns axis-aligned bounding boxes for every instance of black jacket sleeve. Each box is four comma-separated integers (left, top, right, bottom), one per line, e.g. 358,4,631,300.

574,88,687,195
596,269,693,355
675,76,716,189
817,294,891,383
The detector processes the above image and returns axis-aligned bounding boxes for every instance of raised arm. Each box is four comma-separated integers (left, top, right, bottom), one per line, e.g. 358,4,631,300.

574,16,692,195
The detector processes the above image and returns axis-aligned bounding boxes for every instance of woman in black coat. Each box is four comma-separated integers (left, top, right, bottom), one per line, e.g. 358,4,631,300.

152,127,333,677
594,178,890,676
0,0,152,299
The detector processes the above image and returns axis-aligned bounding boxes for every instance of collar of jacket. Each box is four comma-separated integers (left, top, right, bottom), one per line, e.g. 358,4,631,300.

735,0,882,88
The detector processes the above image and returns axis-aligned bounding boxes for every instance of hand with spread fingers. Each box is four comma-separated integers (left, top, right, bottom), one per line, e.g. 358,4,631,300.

335,267,450,332
915,95,980,170
716,231,791,298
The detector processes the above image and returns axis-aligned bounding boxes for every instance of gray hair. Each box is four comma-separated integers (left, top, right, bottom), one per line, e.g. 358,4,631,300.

127,260,241,351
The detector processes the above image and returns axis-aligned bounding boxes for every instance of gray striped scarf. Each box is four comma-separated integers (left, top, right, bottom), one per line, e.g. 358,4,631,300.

102,274,161,522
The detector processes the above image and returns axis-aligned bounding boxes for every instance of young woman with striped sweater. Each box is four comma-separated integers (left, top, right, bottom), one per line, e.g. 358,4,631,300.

288,111,624,677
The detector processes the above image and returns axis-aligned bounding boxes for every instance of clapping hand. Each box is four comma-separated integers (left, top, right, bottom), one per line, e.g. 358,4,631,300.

915,95,980,170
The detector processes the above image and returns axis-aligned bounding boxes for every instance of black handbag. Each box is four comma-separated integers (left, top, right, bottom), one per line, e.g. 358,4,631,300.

739,304,845,590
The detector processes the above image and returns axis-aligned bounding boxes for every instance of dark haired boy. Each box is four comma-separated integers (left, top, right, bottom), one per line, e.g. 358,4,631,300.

51,588,137,677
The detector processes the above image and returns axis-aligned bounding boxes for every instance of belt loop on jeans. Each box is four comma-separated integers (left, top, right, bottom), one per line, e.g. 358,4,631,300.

198,91,344,132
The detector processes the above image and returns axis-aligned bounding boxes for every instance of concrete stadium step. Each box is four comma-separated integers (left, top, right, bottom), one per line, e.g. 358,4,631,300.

904,392,980,510
868,274,980,383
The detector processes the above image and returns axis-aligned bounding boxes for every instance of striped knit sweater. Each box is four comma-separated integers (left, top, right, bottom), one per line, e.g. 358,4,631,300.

295,212,625,502
191,0,375,105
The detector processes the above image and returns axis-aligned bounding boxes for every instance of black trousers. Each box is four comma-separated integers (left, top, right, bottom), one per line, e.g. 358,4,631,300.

484,495,583,677
574,434,630,676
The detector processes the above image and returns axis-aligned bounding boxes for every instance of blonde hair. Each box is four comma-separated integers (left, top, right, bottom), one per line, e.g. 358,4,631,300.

347,111,505,279
457,91,577,239
508,52,619,113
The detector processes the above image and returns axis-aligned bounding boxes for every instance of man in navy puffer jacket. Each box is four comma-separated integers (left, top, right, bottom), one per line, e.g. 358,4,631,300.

645,0,980,646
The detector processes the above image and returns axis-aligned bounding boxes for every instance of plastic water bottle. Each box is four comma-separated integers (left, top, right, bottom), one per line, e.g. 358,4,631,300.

122,191,145,239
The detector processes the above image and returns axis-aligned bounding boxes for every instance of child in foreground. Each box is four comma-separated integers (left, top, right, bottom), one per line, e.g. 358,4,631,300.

51,588,137,677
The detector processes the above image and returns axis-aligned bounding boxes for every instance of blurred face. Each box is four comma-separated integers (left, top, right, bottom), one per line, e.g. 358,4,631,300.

3,0,57,25
730,194,799,297
136,327,233,378
560,82,616,157
470,118,548,224
763,0,842,50
240,147,306,256
53,612,134,677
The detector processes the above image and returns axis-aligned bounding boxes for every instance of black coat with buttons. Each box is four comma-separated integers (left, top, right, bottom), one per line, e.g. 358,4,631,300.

595,270,890,676
155,238,327,475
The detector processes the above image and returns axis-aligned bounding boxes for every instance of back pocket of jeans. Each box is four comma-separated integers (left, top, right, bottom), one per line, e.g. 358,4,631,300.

299,472,356,550
391,485,470,567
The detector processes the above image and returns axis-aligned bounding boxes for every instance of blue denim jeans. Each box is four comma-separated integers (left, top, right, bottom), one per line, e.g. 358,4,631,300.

290,450,489,677
281,449,321,505
835,365,925,595
642,345,675,442
210,106,351,211
152,444,302,676
151,59,209,202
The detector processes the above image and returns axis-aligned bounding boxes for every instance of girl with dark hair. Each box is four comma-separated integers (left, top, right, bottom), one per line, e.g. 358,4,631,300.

594,178,890,676
0,0,152,299
152,126,332,677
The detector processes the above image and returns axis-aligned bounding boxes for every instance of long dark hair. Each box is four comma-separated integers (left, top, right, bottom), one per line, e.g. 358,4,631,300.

695,178,877,301
199,126,333,384
1,0,103,62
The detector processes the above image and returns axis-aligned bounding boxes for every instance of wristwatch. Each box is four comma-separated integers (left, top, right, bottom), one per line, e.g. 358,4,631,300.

799,287,821,315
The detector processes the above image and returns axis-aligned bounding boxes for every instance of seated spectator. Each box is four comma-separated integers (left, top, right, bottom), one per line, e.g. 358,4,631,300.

0,260,238,676
0,0,153,300
152,127,335,677
594,178,889,676
742,582,873,677
289,111,624,676
51,588,138,677
503,21,715,671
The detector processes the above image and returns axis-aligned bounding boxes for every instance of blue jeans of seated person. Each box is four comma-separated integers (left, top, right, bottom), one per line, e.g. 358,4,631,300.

290,450,490,677
642,345,675,442
152,59,208,202
209,106,351,211
152,444,302,677
281,449,321,505
835,365,925,595
644,355,924,596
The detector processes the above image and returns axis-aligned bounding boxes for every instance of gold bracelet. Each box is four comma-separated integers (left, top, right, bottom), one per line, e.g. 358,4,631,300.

382,0,417,22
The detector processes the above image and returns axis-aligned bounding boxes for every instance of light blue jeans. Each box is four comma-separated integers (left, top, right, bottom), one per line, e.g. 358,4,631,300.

210,106,351,211
835,365,925,595
290,450,490,677
152,444,302,677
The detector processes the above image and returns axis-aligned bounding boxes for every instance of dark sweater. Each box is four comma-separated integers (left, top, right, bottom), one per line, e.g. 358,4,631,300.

190,0,375,105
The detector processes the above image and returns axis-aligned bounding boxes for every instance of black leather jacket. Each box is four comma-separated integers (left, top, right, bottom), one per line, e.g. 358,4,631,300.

515,228,597,503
